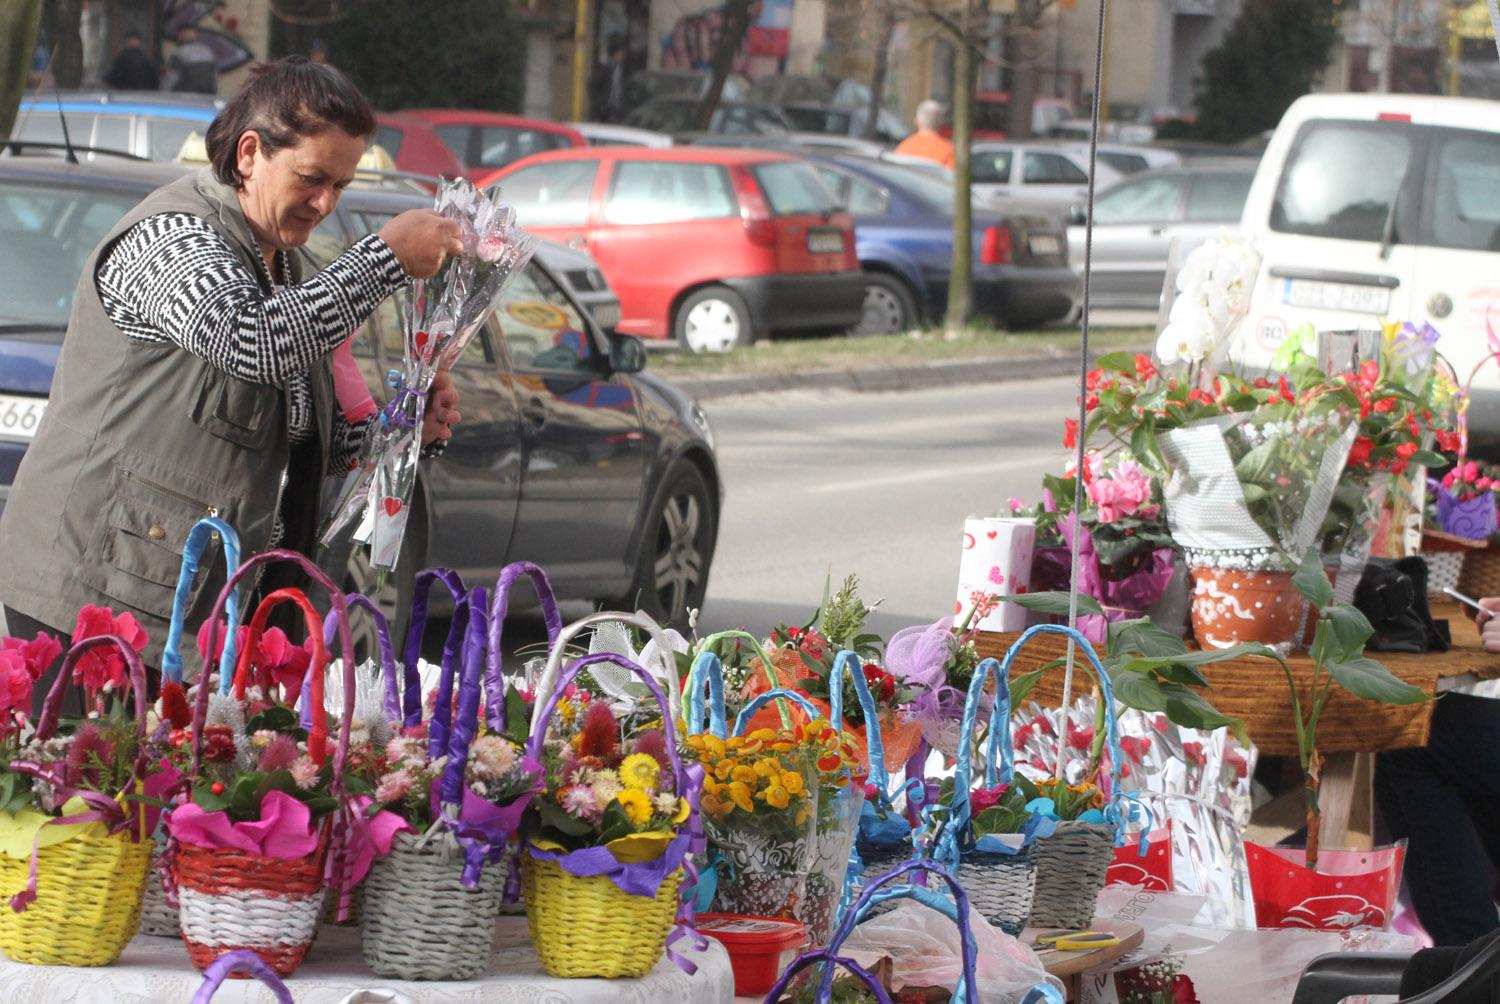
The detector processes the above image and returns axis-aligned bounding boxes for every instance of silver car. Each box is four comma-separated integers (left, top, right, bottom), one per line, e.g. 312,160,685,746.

1064,161,1256,310
970,141,1123,208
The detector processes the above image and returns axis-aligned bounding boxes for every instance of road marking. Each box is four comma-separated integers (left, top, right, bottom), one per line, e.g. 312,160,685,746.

807,456,1050,494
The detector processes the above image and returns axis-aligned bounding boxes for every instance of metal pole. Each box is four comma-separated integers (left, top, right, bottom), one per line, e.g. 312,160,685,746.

572,0,590,122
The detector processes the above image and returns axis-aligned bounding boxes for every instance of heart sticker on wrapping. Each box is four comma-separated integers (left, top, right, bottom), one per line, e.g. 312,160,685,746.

986,530,998,540
988,566,1005,585
383,497,403,517
415,330,429,353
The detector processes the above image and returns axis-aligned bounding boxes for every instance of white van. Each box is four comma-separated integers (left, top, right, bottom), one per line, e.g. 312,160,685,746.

1236,93,1500,449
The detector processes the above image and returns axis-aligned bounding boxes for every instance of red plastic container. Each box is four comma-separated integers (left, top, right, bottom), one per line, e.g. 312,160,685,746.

697,913,808,996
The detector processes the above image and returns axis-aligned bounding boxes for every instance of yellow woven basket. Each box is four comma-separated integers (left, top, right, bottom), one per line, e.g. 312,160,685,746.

0,830,150,966
522,854,683,978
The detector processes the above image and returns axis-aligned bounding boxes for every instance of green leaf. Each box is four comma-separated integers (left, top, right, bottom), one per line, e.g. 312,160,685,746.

1108,619,1188,660
537,797,593,838
246,705,300,736
1093,351,1136,374
1125,642,1284,669
504,685,528,745
596,800,635,844
1234,438,1279,485
1312,605,1375,666
1324,656,1429,705
1008,669,1044,708
1152,661,1212,688
1001,590,1105,618
1293,547,1335,608
192,779,231,814
1108,669,1170,712
1158,682,1248,745
1410,451,1447,468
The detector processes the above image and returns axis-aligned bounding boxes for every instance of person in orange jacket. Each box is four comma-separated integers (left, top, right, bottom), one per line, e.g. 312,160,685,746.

894,100,956,170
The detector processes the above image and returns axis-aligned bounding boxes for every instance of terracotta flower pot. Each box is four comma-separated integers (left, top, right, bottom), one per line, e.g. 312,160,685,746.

1189,565,1303,653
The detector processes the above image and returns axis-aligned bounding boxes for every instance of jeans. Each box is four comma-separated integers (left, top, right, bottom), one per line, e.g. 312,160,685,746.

1376,693,1500,947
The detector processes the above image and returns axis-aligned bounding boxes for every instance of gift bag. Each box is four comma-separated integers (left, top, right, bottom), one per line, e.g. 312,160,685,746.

956,517,1035,631
1106,825,1173,892
1245,840,1406,931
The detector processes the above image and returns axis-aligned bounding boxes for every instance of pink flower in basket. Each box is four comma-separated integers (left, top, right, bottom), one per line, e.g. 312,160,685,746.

1,632,62,681
1086,459,1153,523
0,649,34,716
969,784,1011,813
72,605,148,692
197,621,315,697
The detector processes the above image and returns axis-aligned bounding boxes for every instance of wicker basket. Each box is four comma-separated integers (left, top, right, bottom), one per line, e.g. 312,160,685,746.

176,842,326,976
0,635,156,967
1424,551,1467,599
524,643,691,979
361,831,510,980
523,856,683,978
0,831,150,966
1458,545,1500,600
957,843,1041,936
169,551,363,977
1028,821,1116,928
138,848,180,938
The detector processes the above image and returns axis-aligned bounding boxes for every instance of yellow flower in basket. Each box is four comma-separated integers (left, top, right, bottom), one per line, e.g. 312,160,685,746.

616,789,654,827
762,785,791,810
619,753,660,792
781,771,805,796
727,781,755,813
730,765,758,785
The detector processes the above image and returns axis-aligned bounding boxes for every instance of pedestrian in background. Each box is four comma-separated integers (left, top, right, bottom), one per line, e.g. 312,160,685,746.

104,31,159,91
166,24,218,94
895,99,956,170
589,34,627,123
309,39,330,66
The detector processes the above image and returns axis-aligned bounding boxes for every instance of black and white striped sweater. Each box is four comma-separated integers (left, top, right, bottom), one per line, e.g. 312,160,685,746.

94,211,408,472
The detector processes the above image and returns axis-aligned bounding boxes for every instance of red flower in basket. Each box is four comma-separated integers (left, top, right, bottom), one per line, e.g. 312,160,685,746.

197,621,315,697
0,649,34,718
2,632,62,681
72,605,147,693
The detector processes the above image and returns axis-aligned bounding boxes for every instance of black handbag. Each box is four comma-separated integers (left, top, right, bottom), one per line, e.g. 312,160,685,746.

1353,557,1451,653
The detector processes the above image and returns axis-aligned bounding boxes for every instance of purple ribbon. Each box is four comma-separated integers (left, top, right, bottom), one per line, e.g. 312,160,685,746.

526,830,693,898
191,948,294,1004
486,562,562,729
378,372,421,432
323,801,367,921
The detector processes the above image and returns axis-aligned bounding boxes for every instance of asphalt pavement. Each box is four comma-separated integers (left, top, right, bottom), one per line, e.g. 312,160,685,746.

696,376,1077,639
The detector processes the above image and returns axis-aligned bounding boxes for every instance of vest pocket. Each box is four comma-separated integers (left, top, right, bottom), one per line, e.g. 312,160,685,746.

89,466,227,619
191,368,277,450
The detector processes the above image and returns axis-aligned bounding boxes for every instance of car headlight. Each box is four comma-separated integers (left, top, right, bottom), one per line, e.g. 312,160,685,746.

689,401,715,450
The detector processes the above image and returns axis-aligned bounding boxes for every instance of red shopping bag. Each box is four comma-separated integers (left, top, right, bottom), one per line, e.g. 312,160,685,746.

1245,841,1406,931
1107,826,1174,891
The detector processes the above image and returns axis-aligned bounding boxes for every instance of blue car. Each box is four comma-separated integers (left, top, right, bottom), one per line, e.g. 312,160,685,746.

802,154,1081,334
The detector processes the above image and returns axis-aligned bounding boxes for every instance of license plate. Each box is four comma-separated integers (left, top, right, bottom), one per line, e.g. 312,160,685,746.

807,229,844,254
1028,234,1061,256
1280,278,1391,315
0,394,45,441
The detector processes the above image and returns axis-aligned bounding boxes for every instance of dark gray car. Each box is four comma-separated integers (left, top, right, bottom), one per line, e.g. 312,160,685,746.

0,155,722,644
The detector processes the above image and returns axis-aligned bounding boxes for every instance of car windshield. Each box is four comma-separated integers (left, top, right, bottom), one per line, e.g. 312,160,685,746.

1271,120,1412,242
625,100,695,133
975,99,1009,133
0,179,141,328
849,160,955,213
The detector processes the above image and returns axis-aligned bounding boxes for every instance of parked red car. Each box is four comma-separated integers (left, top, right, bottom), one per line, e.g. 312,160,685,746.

488,147,864,351
398,109,586,185
372,112,466,180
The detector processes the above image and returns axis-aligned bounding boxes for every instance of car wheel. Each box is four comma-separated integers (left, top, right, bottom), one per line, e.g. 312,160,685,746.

850,272,917,336
621,463,717,631
675,286,753,353
341,499,425,665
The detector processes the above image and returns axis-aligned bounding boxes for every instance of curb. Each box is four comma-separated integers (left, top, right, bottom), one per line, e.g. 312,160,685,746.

664,346,1150,401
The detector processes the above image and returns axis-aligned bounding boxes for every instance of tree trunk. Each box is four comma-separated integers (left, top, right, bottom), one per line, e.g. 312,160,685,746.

1006,0,1042,139
945,5,978,333
0,0,43,138
1376,0,1400,93
696,0,754,132
50,0,85,90
862,7,897,141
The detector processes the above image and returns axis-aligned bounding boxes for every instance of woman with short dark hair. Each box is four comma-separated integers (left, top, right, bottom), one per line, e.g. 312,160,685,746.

0,57,463,674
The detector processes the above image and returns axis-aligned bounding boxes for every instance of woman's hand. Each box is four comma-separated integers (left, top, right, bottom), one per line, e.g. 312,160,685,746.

1478,598,1500,654
379,210,463,279
422,369,460,447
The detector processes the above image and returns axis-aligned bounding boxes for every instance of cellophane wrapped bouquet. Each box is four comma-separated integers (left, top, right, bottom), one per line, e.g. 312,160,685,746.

321,178,537,582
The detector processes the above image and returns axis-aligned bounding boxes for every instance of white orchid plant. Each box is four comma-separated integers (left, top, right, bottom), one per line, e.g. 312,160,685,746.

1155,234,1261,376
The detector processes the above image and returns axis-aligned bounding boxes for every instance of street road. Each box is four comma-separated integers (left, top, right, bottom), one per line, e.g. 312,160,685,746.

696,376,1079,639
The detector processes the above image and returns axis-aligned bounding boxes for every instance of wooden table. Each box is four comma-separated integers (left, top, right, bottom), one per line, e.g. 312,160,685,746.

976,602,1500,850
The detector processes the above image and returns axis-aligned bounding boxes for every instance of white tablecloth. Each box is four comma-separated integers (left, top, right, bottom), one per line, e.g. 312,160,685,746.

0,917,735,1004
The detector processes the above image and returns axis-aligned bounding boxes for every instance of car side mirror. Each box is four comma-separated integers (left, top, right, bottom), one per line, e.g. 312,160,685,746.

1067,204,1087,226
609,332,647,374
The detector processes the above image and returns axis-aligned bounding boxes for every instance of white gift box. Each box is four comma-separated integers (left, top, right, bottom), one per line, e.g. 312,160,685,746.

955,517,1035,632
